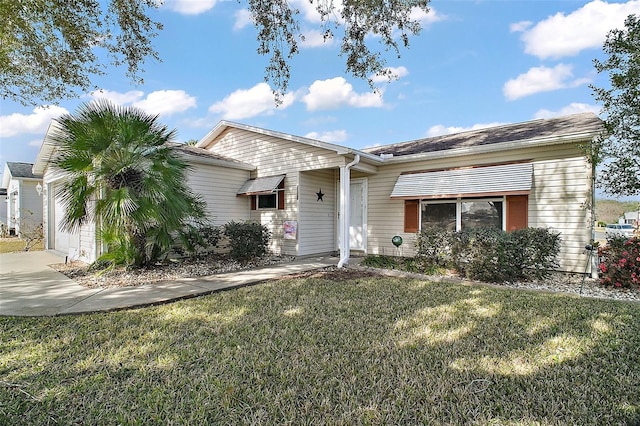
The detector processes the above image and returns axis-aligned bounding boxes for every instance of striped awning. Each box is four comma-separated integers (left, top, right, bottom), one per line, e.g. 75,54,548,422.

390,163,532,199
237,175,285,195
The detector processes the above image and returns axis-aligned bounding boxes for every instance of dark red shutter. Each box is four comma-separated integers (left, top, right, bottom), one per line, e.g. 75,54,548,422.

404,200,420,233
506,195,528,231
278,191,285,210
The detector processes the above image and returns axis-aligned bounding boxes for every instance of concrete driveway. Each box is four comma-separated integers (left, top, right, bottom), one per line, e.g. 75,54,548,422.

0,251,102,316
0,251,338,317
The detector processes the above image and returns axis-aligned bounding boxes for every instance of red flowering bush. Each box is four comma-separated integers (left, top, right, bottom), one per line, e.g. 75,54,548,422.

598,236,640,290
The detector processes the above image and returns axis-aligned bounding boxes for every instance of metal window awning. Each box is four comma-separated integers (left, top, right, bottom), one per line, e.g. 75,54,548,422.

237,174,285,196
390,163,532,199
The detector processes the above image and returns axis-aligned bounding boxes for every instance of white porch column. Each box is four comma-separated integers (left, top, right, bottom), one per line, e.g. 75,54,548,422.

338,154,360,268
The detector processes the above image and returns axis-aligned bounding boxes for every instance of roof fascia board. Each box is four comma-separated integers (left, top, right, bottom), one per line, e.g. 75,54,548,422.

33,120,62,175
11,177,42,182
380,131,602,165
197,120,383,164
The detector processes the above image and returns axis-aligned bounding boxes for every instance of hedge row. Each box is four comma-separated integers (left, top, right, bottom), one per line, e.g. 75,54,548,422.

176,221,271,262
415,227,561,282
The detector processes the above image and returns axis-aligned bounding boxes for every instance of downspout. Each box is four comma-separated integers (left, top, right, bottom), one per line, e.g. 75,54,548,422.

590,152,598,279
337,154,360,268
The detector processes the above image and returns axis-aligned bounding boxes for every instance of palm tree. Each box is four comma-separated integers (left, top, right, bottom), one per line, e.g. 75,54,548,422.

51,100,207,268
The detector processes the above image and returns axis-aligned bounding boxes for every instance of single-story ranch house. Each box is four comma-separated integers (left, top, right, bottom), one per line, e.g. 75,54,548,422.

2,162,43,237
33,112,604,272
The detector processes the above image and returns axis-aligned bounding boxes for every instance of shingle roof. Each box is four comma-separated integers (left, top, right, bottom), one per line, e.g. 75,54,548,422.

169,143,253,167
365,113,604,157
7,162,41,179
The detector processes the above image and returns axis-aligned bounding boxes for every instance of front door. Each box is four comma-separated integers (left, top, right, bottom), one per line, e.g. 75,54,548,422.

349,178,367,251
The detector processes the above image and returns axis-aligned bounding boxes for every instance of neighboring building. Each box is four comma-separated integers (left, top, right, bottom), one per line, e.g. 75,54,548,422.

623,211,639,228
34,113,604,272
0,188,7,236
1,162,43,236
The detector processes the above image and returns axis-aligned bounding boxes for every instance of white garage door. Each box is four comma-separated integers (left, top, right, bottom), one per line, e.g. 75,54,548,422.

52,183,79,254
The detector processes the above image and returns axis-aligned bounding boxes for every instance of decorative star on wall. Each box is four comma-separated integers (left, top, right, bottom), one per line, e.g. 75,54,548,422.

316,188,324,202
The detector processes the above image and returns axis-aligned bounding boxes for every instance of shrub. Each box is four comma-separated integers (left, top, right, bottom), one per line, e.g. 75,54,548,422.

416,227,561,283
175,224,221,258
509,228,562,280
450,228,513,282
414,227,452,267
598,236,640,290
223,221,271,262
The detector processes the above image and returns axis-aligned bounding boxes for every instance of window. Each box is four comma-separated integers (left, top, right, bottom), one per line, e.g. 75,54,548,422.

257,193,277,209
420,198,505,232
421,202,456,231
251,180,285,210
461,200,503,230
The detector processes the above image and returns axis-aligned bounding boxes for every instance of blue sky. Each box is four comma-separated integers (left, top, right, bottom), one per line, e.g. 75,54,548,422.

1,0,639,200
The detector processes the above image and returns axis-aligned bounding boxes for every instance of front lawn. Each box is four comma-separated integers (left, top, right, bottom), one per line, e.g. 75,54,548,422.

0,238,43,254
1,271,639,425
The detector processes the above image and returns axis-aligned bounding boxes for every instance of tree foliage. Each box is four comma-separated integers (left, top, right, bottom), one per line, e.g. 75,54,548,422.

51,100,208,268
250,0,431,99
1,0,432,106
591,14,640,197
0,0,161,105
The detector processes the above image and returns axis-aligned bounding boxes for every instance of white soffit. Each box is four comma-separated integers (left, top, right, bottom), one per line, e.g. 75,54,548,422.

390,163,533,199
237,175,285,195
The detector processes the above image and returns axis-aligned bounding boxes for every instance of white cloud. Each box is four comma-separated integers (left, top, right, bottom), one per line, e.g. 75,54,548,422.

302,77,384,111
305,129,347,143
510,20,532,33
165,0,218,15
410,6,444,26
426,122,507,138
299,29,335,48
290,0,333,24
534,103,601,119
132,90,197,116
233,8,253,31
503,64,589,100
0,105,68,138
371,66,409,84
514,0,640,59
28,139,43,147
90,89,144,104
209,83,295,120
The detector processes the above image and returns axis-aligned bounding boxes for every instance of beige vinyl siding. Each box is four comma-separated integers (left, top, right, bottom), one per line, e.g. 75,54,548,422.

78,220,97,263
298,169,337,256
19,181,44,225
205,128,347,256
366,143,592,272
186,162,250,226
206,128,347,172
529,157,591,272
248,175,298,256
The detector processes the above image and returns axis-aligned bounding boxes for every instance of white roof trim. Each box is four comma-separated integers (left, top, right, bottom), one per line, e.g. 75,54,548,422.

33,120,65,175
390,163,533,199
197,120,383,164
237,174,285,195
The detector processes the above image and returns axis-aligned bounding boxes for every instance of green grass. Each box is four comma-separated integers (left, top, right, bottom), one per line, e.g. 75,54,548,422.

0,238,43,254
1,272,639,425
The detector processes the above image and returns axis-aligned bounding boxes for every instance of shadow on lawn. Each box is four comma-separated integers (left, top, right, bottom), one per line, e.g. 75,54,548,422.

1,271,639,425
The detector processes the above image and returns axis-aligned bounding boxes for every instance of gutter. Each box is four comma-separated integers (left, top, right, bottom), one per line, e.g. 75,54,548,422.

337,154,361,268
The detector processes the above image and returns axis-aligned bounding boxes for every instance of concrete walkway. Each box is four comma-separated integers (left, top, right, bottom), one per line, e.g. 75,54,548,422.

0,251,337,317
